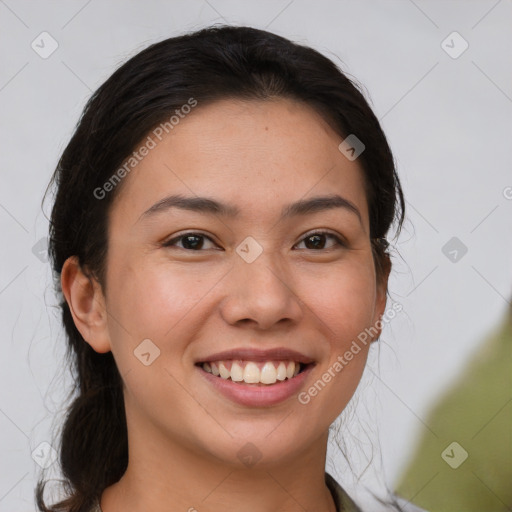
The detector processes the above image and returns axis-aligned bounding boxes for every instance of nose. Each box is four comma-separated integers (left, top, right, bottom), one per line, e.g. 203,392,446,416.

219,249,304,330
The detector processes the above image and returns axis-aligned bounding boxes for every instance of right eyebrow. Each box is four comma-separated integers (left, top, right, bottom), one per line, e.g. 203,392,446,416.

139,194,240,220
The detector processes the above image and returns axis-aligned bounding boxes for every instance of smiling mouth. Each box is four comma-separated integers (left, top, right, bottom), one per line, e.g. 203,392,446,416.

196,360,312,386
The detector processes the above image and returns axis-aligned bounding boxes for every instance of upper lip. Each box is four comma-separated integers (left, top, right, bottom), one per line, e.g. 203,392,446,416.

196,348,315,365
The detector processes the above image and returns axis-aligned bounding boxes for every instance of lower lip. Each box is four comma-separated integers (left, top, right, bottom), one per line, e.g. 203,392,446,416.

197,364,314,407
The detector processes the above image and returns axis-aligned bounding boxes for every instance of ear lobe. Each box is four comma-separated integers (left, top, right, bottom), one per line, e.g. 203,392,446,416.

60,256,111,353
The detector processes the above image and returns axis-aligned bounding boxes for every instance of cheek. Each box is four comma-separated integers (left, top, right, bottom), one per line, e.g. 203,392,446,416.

104,257,227,355
296,259,377,416
304,258,377,342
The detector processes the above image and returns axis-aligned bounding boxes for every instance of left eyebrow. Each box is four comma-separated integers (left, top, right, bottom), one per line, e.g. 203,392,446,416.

280,194,362,225
139,193,362,225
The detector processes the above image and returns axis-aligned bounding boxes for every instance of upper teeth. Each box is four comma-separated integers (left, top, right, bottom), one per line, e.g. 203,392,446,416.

202,360,301,384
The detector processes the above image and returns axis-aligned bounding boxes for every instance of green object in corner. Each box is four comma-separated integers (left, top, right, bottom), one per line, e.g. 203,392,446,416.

396,305,512,512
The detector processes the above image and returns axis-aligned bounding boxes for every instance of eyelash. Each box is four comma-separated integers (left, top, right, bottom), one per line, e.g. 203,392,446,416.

162,230,346,252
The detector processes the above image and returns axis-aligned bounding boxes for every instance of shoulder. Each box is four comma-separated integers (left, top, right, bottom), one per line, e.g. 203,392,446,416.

325,472,362,512
325,473,430,512
392,496,430,512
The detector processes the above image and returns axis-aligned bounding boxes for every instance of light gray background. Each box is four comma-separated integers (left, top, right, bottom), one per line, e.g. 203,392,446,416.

1,1,511,510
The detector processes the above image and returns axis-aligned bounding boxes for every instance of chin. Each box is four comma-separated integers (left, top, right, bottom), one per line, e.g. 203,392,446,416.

195,423,319,470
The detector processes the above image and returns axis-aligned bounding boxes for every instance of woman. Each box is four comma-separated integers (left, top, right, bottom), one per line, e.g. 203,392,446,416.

37,25,423,512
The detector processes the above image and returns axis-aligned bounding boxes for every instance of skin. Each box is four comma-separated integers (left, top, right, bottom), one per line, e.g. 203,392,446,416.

61,97,389,512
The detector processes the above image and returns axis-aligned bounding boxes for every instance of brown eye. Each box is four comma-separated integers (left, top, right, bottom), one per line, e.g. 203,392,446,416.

163,233,218,250
294,231,345,250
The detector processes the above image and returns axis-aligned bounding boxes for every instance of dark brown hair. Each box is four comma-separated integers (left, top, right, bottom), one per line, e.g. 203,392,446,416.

37,24,404,512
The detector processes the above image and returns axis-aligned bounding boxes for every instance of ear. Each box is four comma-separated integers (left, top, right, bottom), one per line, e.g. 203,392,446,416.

60,256,111,353
371,253,392,343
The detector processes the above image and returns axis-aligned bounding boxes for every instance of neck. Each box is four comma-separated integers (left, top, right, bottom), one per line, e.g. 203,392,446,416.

100,410,337,512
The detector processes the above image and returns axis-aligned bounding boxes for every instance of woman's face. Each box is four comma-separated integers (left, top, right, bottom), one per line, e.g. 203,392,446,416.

97,97,388,468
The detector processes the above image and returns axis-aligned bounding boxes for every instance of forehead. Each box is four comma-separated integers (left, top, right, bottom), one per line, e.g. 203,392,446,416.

110,97,369,229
